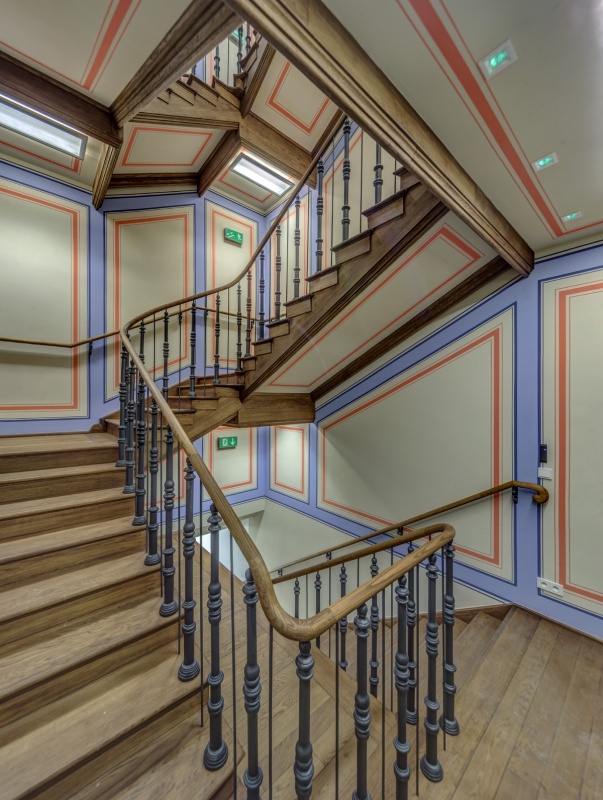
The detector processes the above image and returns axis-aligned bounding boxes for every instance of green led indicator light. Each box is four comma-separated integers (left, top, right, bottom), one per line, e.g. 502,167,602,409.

537,157,553,168
563,212,581,222
218,435,238,450
224,227,244,245
489,50,508,69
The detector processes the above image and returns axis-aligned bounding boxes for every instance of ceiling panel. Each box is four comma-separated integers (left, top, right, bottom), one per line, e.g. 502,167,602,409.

116,124,224,173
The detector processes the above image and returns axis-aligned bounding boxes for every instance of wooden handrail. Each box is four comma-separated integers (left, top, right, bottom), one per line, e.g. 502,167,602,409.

270,480,549,576
0,303,260,350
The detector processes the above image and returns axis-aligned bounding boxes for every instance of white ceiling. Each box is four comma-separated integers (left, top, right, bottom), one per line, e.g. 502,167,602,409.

322,0,603,257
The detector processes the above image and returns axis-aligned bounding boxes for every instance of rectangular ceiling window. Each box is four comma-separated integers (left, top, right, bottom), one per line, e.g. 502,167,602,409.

231,154,293,196
0,95,87,160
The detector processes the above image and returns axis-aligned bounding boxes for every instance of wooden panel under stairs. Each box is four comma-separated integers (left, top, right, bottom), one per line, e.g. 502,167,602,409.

0,432,118,473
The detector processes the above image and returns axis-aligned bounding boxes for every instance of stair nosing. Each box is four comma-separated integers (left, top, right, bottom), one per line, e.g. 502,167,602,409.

0,486,133,523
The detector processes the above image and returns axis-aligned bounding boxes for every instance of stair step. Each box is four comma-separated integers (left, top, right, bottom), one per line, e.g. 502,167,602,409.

363,187,407,228
240,355,256,371
87,712,242,800
0,552,160,649
265,318,290,338
0,486,135,539
0,647,198,800
331,228,372,265
0,462,124,503
306,264,339,292
252,338,272,356
0,515,143,585
284,294,312,317
0,432,117,473
0,594,178,727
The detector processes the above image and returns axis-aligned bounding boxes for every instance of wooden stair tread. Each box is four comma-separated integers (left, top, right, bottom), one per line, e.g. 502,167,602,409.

0,515,135,564
0,461,122,489
0,486,132,523
0,595,175,707
0,648,195,799
0,552,157,623
0,432,116,455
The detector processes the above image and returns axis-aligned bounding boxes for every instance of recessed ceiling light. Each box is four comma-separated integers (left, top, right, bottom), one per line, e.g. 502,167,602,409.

531,152,558,172
561,211,582,223
0,95,87,160
231,154,293,196
479,40,517,79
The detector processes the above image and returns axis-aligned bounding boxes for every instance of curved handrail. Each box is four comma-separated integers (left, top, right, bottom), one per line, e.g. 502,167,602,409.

270,480,549,577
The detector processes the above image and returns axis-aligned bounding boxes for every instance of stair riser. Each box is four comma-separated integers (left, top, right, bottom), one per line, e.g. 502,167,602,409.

0,570,159,650
0,447,117,475
1,529,146,587
0,495,135,540
0,469,125,505
34,693,200,800
0,619,178,728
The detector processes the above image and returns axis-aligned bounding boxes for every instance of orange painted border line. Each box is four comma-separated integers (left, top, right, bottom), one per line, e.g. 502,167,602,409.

0,137,81,174
0,186,81,412
266,61,331,136
208,426,255,491
121,127,214,168
273,425,306,495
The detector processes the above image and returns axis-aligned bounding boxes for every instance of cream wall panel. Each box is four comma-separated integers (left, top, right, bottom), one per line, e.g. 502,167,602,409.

105,206,194,399
0,179,88,418
205,425,257,496
318,309,514,580
542,271,603,614
267,216,495,391
204,201,257,371
270,424,309,502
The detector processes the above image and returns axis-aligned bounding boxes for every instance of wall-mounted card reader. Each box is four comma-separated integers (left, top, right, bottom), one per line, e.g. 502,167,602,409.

539,443,548,463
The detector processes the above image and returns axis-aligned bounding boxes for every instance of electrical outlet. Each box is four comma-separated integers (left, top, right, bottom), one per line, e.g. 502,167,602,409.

537,577,564,597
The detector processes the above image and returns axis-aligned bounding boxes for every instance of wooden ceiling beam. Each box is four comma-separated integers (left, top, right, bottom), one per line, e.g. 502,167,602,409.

109,172,198,188
311,256,512,401
240,113,313,184
0,52,120,147
223,0,534,276
132,91,241,129
92,143,122,209
197,129,241,196
112,0,240,127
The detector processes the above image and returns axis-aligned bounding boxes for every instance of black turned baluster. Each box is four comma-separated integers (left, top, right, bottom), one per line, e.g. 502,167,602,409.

189,301,197,397
144,400,161,565
294,641,314,798
314,571,322,649
160,426,178,616
243,569,263,798
374,144,383,205
394,576,411,800
369,555,380,698
258,250,265,340
293,194,301,299
204,503,228,769
133,323,147,526
178,459,200,681
315,159,324,273
214,45,220,79
213,294,221,385
274,224,282,320
162,310,170,400
420,553,443,782
116,343,128,466
342,117,351,242
353,604,372,800
124,356,136,494
237,26,244,72
339,565,348,671
406,543,417,725
236,283,243,373
440,542,459,735
294,577,300,619
245,268,252,357
245,22,251,54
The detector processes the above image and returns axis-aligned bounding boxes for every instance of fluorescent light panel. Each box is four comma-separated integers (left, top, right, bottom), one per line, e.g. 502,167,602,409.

0,95,87,160
231,155,293,196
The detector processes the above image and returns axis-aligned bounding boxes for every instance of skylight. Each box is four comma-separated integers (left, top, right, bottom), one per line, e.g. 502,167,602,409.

0,95,87,160
231,154,293,196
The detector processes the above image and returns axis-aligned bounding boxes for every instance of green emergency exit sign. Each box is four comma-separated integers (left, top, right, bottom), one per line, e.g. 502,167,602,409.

218,435,238,450
224,227,243,245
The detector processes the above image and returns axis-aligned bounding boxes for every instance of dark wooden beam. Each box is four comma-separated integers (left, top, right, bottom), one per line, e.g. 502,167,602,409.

92,143,122,209
0,52,120,147
240,40,276,117
112,0,240,126
197,129,241,196
311,109,346,158
312,256,512,400
109,172,198,188
240,113,313,184
223,0,533,276
234,393,315,427
132,92,240,130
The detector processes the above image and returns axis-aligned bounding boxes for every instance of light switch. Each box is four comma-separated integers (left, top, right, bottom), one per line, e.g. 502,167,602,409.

538,467,553,480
